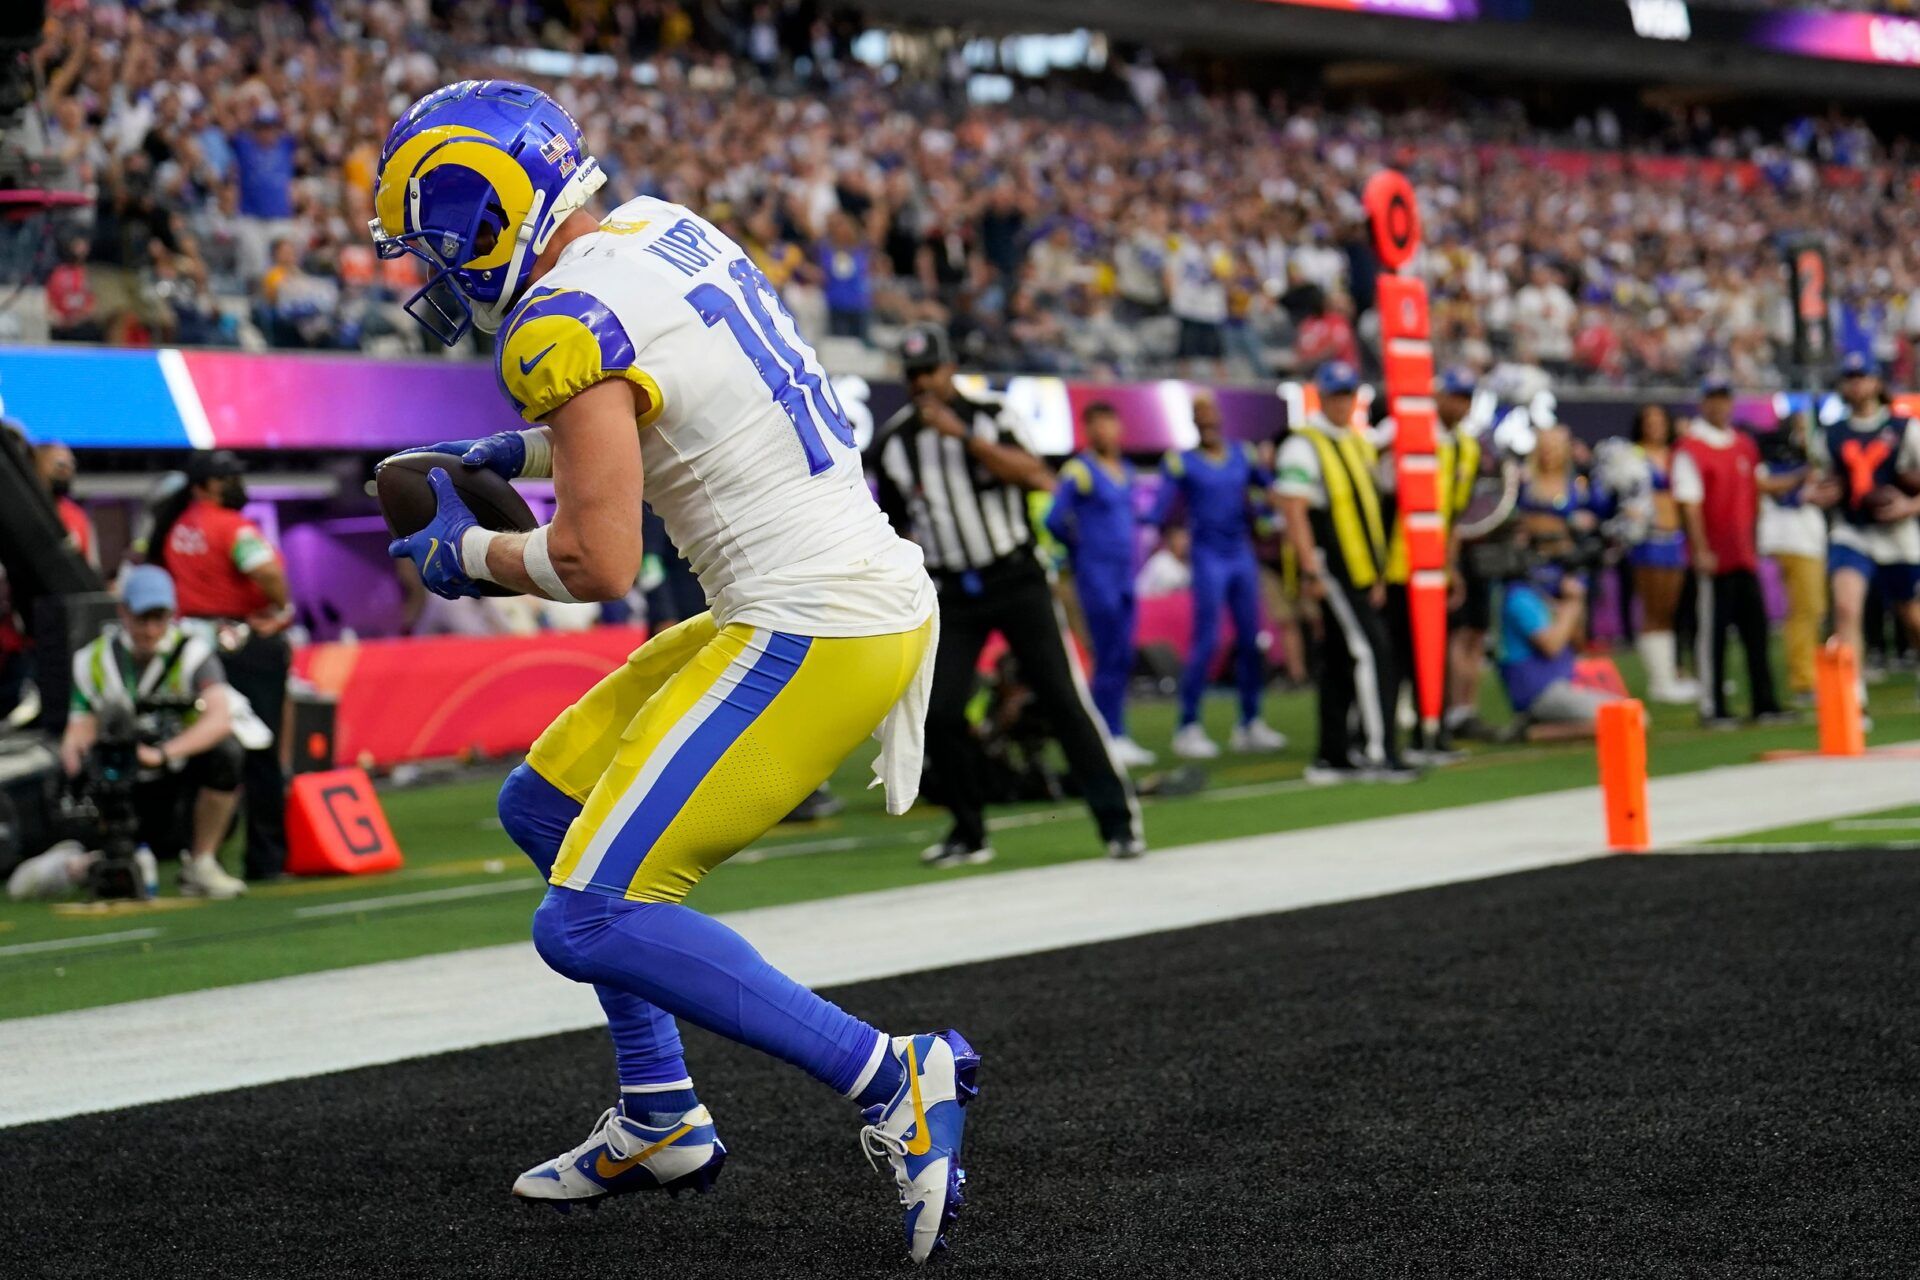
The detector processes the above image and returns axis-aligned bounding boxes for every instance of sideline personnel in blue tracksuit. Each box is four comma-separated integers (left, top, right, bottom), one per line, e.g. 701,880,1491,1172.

1046,401,1155,769
1152,393,1288,759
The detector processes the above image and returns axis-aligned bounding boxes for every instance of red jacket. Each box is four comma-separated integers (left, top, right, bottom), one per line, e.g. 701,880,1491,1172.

1676,426,1760,575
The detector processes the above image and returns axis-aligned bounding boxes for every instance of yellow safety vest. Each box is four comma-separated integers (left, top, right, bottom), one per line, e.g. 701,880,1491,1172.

1386,431,1482,584
1294,425,1389,589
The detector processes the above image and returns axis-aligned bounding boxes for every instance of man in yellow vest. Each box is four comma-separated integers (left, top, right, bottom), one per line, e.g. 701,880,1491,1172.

1274,362,1416,783
1374,366,1483,763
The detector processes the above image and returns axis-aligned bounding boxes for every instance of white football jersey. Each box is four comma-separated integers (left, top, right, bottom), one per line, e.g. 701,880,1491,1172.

495,196,932,636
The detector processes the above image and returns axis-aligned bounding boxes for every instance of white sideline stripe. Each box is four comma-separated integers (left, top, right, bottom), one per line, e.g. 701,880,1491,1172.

0,928,161,958
156,349,215,450
1833,817,1920,831
291,880,541,918
2,750,1916,1128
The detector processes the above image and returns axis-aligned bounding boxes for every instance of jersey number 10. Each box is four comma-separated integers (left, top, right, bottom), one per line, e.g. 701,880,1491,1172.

686,258,857,475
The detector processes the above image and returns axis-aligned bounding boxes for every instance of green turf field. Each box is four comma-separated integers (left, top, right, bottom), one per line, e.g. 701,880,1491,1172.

1707,802,1920,848
3,664,1914,1021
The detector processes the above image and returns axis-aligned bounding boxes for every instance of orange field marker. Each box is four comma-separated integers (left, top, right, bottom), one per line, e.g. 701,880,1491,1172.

1815,641,1866,757
1596,698,1650,853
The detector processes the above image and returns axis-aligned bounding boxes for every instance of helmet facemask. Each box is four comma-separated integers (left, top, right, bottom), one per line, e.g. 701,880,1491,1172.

370,142,604,347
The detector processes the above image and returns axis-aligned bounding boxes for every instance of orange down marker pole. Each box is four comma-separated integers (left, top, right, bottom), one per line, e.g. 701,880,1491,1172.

1367,169,1447,740
1815,641,1866,757
1596,699,1650,853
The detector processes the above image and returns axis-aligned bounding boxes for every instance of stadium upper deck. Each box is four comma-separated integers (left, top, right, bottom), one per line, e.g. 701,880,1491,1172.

6,0,1920,389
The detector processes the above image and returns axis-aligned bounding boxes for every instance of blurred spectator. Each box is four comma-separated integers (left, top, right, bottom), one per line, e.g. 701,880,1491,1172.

45,237,100,342
151,451,292,882
230,108,298,283
33,443,97,570
1137,525,1193,598
1167,216,1229,377
817,212,874,341
1674,380,1784,725
1514,263,1577,377
20,0,1920,380
1757,413,1826,703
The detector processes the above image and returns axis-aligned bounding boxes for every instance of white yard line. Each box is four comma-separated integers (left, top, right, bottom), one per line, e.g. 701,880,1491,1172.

0,928,162,958
291,880,541,918
3,749,1915,1129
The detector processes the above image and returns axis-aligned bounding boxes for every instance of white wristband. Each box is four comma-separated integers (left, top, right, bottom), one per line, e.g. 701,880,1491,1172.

460,526,499,581
518,428,554,479
523,524,583,603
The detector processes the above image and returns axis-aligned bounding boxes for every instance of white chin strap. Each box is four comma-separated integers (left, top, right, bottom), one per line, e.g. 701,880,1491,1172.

472,161,607,335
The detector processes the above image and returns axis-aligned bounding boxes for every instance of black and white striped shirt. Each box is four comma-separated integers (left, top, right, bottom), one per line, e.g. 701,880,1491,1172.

869,391,1039,574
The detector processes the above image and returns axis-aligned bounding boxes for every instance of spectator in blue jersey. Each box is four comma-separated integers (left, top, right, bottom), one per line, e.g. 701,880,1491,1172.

1046,402,1154,769
228,106,298,283
817,212,873,340
1153,393,1287,760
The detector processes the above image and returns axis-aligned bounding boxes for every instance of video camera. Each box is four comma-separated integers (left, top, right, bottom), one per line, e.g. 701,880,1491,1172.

58,693,191,900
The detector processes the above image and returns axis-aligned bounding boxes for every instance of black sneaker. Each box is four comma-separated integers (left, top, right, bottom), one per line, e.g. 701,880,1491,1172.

1360,759,1422,784
781,784,843,823
920,838,994,870
1302,760,1363,786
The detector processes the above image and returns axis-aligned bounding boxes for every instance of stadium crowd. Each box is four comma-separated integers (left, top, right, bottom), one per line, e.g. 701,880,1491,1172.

18,0,1920,387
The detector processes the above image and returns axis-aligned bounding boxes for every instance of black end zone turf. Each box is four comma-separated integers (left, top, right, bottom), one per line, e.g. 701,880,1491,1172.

3,850,1916,1278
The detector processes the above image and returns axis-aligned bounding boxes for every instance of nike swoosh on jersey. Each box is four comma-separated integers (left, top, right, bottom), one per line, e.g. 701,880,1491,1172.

592,1123,695,1180
519,343,558,375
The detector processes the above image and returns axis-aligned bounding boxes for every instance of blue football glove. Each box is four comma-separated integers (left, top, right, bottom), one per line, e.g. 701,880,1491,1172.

390,430,528,480
388,468,484,599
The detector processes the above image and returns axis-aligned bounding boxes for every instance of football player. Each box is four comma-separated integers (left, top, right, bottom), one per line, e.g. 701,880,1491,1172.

371,81,975,1263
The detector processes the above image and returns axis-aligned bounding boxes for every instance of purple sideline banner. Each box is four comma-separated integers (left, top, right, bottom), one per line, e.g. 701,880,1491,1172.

1250,0,1478,21
1751,13,1920,67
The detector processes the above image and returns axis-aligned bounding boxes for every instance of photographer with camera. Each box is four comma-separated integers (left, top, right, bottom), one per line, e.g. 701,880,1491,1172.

57,566,253,899
1495,524,1617,740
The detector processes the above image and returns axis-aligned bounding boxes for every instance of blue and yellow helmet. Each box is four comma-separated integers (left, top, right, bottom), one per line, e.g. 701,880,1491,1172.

369,80,605,346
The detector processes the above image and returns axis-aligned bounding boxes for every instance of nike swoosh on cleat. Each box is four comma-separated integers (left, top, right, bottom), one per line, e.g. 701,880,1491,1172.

904,1041,932,1157
518,343,558,375
592,1123,694,1179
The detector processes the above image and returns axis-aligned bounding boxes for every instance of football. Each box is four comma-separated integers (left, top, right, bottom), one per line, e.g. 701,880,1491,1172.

375,451,538,596
1864,484,1910,524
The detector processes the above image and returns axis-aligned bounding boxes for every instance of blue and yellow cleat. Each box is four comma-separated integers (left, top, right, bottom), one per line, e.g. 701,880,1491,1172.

858,1030,981,1264
512,1104,725,1213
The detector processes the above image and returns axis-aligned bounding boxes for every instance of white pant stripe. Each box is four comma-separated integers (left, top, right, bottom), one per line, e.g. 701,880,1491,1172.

1320,571,1387,764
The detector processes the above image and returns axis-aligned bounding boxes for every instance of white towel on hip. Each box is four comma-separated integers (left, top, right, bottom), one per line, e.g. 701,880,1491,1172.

870,604,941,815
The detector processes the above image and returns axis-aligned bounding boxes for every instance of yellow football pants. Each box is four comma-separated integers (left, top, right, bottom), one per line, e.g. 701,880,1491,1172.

530,612,930,903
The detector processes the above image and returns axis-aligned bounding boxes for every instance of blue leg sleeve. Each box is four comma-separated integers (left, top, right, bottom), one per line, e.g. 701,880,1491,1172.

1227,557,1266,724
1181,551,1225,726
532,886,883,1097
499,765,690,1088
1079,571,1131,736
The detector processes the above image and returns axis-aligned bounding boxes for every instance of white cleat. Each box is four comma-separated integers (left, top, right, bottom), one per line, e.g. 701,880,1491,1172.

1171,723,1220,760
5,841,91,901
177,852,246,899
1109,736,1157,769
1230,720,1289,753
513,1104,725,1211
860,1030,981,1263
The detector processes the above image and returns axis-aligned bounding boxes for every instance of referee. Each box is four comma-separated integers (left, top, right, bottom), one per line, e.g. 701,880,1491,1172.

870,324,1144,867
